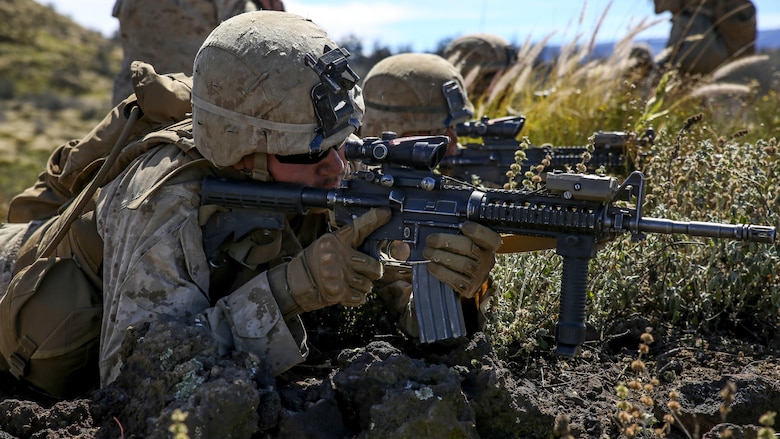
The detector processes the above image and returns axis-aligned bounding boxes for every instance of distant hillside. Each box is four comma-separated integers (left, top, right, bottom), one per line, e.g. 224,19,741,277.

0,0,123,214
0,0,120,99
540,27,780,62
757,27,780,50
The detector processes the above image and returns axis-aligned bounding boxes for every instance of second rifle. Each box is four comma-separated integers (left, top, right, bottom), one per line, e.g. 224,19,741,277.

439,115,652,186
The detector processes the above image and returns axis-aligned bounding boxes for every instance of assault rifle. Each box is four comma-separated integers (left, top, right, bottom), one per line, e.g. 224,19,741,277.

439,115,650,186
201,134,775,356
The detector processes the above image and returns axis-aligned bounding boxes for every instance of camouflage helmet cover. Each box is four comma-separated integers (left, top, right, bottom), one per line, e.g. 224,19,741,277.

191,11,364,168
361,53,473,137
443,33,516,75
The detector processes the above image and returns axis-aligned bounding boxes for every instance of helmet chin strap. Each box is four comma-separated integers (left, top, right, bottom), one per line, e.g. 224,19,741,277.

251,152,271,181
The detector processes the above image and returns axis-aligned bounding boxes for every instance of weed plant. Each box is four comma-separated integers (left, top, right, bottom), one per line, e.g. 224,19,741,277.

480,14,780,356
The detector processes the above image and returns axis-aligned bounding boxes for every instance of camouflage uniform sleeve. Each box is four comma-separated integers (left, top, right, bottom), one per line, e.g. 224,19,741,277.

200,273,309,374
96,146,306,386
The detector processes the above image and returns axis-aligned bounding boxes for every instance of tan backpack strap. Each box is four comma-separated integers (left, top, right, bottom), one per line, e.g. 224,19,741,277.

126,157,213,210
39,105,142,259
8,335,37,378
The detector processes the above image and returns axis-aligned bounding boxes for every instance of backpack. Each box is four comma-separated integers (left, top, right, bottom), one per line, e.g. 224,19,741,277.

0,61,195,397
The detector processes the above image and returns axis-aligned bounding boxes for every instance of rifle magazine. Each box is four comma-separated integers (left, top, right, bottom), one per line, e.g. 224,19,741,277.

412,264,467,343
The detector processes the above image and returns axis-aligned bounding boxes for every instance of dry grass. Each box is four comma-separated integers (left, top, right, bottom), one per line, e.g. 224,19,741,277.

472,6,778,146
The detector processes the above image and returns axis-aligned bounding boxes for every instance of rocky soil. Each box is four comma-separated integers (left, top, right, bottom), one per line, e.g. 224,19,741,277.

0,312,778,439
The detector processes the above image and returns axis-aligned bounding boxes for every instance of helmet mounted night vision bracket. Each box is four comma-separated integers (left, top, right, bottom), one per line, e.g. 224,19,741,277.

304,45,361,153
441,80,473,127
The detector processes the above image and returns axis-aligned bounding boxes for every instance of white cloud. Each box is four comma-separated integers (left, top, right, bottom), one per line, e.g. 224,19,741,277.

284,0,479,50
286,0,409,44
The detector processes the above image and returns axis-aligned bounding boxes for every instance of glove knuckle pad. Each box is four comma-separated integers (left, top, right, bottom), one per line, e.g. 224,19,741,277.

462,221,502,251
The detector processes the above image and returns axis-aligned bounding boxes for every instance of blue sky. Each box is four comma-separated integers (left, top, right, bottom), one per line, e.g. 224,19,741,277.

44,0,780,53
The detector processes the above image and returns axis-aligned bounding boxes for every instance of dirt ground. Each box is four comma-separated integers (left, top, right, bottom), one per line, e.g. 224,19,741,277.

0,312,778,439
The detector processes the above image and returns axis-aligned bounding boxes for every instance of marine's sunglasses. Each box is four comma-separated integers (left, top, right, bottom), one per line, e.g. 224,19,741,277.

275,142,343,165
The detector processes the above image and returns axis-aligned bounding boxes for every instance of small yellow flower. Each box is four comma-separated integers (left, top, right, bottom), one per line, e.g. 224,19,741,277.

615,382,629,399
758,410,776,427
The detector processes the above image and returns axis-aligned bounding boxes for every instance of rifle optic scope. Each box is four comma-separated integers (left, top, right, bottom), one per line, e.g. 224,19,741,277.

456,115,526,139
345,134,449,170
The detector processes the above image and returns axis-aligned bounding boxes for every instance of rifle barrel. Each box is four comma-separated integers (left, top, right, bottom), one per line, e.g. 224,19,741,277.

635,217,775,243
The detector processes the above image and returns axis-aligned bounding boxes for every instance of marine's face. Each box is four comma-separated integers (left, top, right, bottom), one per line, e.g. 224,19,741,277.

268,146,346,189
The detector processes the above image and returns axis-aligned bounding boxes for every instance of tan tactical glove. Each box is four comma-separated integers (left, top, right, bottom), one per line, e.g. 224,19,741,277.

269,208,391,316
422,221,502,299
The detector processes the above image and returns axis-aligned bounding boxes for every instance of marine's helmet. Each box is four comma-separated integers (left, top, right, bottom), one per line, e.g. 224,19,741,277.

443,33,516,97
444,33,516,76
191,11,364,179
360,53,473,137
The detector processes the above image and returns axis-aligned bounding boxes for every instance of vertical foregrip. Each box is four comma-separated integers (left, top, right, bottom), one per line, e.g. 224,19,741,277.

556,255,589,355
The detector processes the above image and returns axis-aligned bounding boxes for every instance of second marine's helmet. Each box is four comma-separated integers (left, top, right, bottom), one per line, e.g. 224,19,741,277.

444,33,516,77
360,53,473,137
